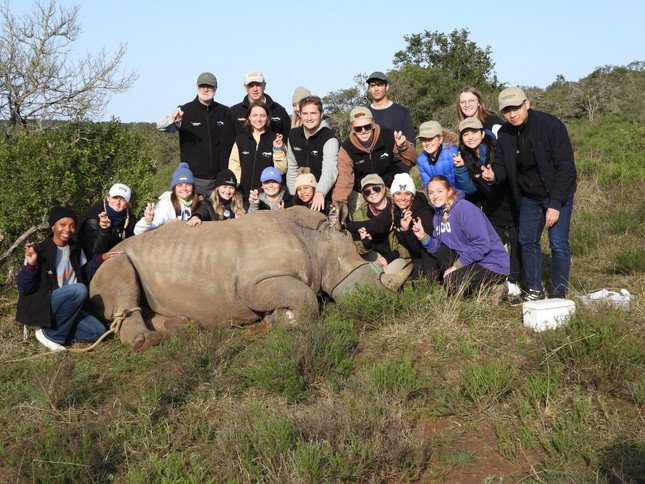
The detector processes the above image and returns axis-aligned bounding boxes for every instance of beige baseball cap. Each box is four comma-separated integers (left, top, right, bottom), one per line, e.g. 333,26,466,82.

244,70,265,85
416,121,442,139
458,117,484,132
349,106,373,123
498,87,528,111
360,173,384,189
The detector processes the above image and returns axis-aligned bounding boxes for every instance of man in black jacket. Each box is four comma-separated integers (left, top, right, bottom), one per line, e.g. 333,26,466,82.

482,87,576,299
229,70,290,139
157,72,234,198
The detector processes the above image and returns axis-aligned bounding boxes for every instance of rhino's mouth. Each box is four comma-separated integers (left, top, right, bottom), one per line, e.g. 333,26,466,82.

329,262,383,300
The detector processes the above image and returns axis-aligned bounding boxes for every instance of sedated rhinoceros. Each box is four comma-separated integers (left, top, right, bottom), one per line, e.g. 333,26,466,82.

89,206,411,350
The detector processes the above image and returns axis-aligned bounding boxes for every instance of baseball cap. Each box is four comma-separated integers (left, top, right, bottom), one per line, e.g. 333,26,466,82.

349,106,373,123
416,121,442,139
366,71,388,84
244,70,265,85
260,166,282,184
108,183,131,203
498,87,528,111
196,72,217,88
360,173,385,190
458,117,484,133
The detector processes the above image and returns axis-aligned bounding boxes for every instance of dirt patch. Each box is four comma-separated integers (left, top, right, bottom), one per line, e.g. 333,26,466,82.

421,416,532,482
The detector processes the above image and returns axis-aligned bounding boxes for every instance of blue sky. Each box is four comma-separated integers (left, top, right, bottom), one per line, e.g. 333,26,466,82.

9,0,645,122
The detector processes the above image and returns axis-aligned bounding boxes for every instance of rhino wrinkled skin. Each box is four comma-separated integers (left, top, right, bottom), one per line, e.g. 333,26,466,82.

89,207,410,350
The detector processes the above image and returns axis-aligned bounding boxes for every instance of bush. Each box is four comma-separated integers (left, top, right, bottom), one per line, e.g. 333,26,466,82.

0,121,156,249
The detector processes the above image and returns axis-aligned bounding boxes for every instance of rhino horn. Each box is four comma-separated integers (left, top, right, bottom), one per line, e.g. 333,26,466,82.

379,261,413,292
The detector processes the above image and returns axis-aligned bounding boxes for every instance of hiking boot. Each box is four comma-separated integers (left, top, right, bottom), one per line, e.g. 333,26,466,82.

35,328,66,351
490,284,508,306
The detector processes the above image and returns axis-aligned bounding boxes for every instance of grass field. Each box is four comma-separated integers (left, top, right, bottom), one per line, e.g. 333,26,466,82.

0,116,643,482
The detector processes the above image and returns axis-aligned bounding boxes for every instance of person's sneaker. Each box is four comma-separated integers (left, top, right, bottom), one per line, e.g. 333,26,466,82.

505,281,522,297
35,328,66,351
521,289,546,302
490,284,508,306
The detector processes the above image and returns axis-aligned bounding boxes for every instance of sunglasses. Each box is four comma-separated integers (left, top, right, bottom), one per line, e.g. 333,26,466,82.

353,124,373,133
362,184,383,197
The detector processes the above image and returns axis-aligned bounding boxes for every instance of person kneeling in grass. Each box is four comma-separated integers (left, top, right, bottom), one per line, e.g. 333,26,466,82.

411,176,509,304
16,207,122,351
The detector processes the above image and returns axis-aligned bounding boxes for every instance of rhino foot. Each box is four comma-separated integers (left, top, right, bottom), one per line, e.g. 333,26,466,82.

131,330,163,351
161,315,193,334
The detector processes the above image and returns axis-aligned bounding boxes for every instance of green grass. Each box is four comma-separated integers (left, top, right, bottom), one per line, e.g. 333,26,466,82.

0,114,643,481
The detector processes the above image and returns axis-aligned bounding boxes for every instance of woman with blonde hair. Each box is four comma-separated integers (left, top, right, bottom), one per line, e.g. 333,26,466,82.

456,87,504,137
411,175,509,302
186,169,245,225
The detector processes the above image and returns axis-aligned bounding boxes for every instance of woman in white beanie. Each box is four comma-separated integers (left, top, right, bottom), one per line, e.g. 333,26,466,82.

389,173,436,280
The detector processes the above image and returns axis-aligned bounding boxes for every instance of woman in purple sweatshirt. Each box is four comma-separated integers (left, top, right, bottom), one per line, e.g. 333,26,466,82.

411,175,509,301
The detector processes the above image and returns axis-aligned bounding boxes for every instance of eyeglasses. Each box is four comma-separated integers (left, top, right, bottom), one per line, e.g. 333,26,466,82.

198,85,215,91
459,98,478,106
501,100,526,116
362,184,383,197
353,124,373,133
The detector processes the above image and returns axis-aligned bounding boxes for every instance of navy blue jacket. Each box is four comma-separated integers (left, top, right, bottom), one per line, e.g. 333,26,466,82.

492,109,576,210
16,237,102,328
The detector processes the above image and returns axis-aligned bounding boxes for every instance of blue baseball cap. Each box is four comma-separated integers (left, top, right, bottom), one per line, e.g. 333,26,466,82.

260,167,282,183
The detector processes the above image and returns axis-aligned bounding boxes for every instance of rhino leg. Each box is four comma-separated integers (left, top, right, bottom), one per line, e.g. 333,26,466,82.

245,276,318,322
89,254,162,351
149,313,194,334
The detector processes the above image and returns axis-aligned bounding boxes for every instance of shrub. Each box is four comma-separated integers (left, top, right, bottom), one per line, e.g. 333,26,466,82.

0,121,156,249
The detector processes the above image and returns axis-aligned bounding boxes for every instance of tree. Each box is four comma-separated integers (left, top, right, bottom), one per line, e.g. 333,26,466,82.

322,74,369,139
0,0,136,136
393,28,499,89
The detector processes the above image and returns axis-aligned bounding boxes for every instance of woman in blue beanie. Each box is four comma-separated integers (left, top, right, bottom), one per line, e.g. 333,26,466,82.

134,162,200,234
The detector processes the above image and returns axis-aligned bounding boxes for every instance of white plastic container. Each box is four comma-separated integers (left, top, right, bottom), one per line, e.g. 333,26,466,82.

522,298,576,331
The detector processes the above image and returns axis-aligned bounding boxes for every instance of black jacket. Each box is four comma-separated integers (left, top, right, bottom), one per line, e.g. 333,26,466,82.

393,193,434,259
229,94,290,139
342,126,401,192
236,130,278,195
76,200,135,258
16,237,101,328
492,109,576,210
177,97,234,179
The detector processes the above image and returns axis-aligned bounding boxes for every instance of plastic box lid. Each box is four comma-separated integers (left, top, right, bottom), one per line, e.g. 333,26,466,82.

523,298,576,310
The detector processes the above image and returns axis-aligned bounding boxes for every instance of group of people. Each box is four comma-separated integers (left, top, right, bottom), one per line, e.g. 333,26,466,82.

16,69,577,352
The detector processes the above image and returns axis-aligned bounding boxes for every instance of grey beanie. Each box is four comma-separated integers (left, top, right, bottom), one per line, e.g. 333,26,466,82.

171,162,195,190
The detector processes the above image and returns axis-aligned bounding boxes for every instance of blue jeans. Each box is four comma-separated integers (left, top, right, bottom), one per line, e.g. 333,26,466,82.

518,196,573,294
43,283,106,344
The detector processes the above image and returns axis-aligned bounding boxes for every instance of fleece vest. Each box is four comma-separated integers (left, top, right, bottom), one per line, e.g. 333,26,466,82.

178,97,232,179
287,126,336,182
236,131,277,195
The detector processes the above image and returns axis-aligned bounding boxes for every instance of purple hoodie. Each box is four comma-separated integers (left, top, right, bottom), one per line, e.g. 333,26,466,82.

424,190,509,275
